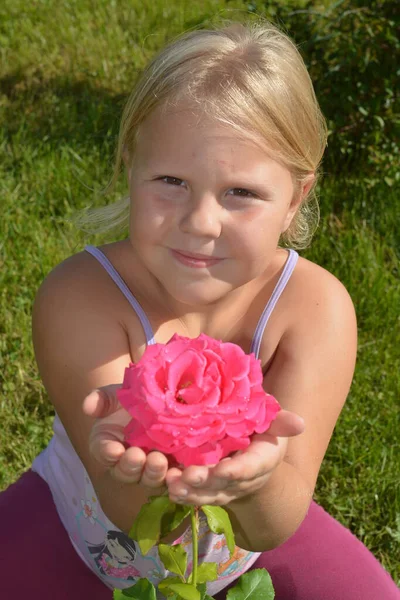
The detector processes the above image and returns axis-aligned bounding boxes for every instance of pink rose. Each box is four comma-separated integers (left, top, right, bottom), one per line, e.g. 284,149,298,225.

117,334,280,467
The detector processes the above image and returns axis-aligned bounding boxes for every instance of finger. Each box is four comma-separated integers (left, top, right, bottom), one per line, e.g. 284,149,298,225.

212,437,285,483
83,384,122,418
140,451,169,489
266,409,305,438
169,487,232,507
179,465,211,488
169,466,270,503
111,446,147,483
91,439,126,466
165,467,183,488
89,426,126,465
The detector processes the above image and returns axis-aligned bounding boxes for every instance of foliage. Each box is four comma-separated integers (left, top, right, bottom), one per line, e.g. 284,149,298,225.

116,499,275,599
249,0,400,186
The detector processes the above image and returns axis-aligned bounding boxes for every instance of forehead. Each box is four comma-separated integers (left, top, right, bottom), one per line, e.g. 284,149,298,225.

133,103,271,164
130,105,295,193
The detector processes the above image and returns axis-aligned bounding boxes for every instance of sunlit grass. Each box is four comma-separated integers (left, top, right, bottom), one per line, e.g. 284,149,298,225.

1,0,399,584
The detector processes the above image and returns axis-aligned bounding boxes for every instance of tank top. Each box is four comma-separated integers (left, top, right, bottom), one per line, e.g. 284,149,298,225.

32,244,299,595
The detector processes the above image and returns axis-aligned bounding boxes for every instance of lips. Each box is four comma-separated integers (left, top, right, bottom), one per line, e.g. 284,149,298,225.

171,249,223,268
174,249,220,260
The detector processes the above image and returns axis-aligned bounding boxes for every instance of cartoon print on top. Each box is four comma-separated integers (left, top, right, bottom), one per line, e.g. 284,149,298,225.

87,529,140,581
76,491,140,582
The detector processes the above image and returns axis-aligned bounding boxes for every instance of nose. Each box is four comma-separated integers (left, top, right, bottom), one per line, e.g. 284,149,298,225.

179,191,222,239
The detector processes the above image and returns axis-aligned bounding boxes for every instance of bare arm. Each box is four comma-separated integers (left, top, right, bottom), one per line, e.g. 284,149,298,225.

167,267,358,550
32,253,169,531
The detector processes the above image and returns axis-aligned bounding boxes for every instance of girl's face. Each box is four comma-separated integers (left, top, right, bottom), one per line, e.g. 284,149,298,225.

106,537,132,564
126,105,302,309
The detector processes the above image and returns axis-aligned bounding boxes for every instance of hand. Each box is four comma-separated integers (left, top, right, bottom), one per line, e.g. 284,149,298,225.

83,385,169,493
83,384,305,505
165,410,305,506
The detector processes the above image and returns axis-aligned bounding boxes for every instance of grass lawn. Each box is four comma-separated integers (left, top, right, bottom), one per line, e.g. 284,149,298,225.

1,0,399,586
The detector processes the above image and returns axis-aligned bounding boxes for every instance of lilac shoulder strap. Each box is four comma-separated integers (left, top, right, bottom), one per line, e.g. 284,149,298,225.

84,245,156,345
250,249,299,359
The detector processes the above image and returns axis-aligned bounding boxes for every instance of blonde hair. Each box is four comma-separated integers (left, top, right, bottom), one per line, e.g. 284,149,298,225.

72,19,327,248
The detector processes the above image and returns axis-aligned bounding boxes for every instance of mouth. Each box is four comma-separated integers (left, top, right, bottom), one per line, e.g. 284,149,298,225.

170,249,223,268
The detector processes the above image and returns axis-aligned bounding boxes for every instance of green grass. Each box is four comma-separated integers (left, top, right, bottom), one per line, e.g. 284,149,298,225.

1,0,399,586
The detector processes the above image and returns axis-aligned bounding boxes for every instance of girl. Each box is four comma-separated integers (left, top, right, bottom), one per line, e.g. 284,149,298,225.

1,19,399,600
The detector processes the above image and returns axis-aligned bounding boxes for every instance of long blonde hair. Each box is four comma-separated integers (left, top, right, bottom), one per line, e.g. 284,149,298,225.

72,19,327,248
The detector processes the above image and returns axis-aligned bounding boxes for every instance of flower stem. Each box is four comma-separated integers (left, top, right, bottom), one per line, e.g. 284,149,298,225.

190,506,199,587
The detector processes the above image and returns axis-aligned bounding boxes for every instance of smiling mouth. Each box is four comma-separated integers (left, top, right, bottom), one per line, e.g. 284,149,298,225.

171,249,223,267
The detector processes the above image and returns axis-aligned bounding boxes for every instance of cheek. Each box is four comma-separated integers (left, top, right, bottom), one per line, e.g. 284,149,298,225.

129,196,169,237
232,208,283,250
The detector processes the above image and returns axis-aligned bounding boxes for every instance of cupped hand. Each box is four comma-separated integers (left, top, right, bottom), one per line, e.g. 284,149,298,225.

83,386,169,493
83,385,304,505
165,409,305,506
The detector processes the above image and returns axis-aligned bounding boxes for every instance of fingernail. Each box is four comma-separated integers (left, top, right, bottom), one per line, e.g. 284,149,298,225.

176,488,188,497
148,466,163,474
126,465,143,473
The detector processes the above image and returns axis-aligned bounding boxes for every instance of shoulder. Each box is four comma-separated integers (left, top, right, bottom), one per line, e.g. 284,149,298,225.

263,253,358,410
34,244,147,351
32,246,132,368
35,247,120,312
287,255,357,338
289,254,356,321
258,252,357,370
273,254,357,365
32,245,149,401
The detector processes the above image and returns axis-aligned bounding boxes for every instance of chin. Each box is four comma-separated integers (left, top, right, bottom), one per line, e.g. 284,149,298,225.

165,282,234,307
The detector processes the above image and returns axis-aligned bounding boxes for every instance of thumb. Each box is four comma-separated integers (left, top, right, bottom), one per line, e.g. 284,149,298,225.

83,384,122,418
266,409,305,438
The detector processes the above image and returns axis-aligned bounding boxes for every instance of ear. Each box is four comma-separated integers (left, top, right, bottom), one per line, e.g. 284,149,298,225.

282,173,315,233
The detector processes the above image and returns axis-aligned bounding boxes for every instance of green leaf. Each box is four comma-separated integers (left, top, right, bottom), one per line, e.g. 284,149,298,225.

129,496,178,555
202,506,235,556
159,577,201,600
188,562,218,584
158,543,188,579
113,578,157,599
161,503,191,539
160,582,201,600
226,569,275,600
158,576,182,596
197,582,208,600
197,562,218,583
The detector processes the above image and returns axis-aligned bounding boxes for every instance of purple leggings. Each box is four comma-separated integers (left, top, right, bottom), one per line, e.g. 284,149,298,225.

0,471,398,599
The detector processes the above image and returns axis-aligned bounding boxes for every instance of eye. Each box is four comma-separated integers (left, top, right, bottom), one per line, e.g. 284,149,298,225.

159,176,185,186
229,188,258,199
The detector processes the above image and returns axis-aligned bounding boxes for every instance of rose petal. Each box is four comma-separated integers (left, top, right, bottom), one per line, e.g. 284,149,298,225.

167,350,206,391
174,442,223,467
219,436,250,458
178,384,204,405
224,421,254,438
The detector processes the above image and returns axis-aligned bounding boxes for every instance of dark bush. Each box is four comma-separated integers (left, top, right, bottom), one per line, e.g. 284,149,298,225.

248,0,399,186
